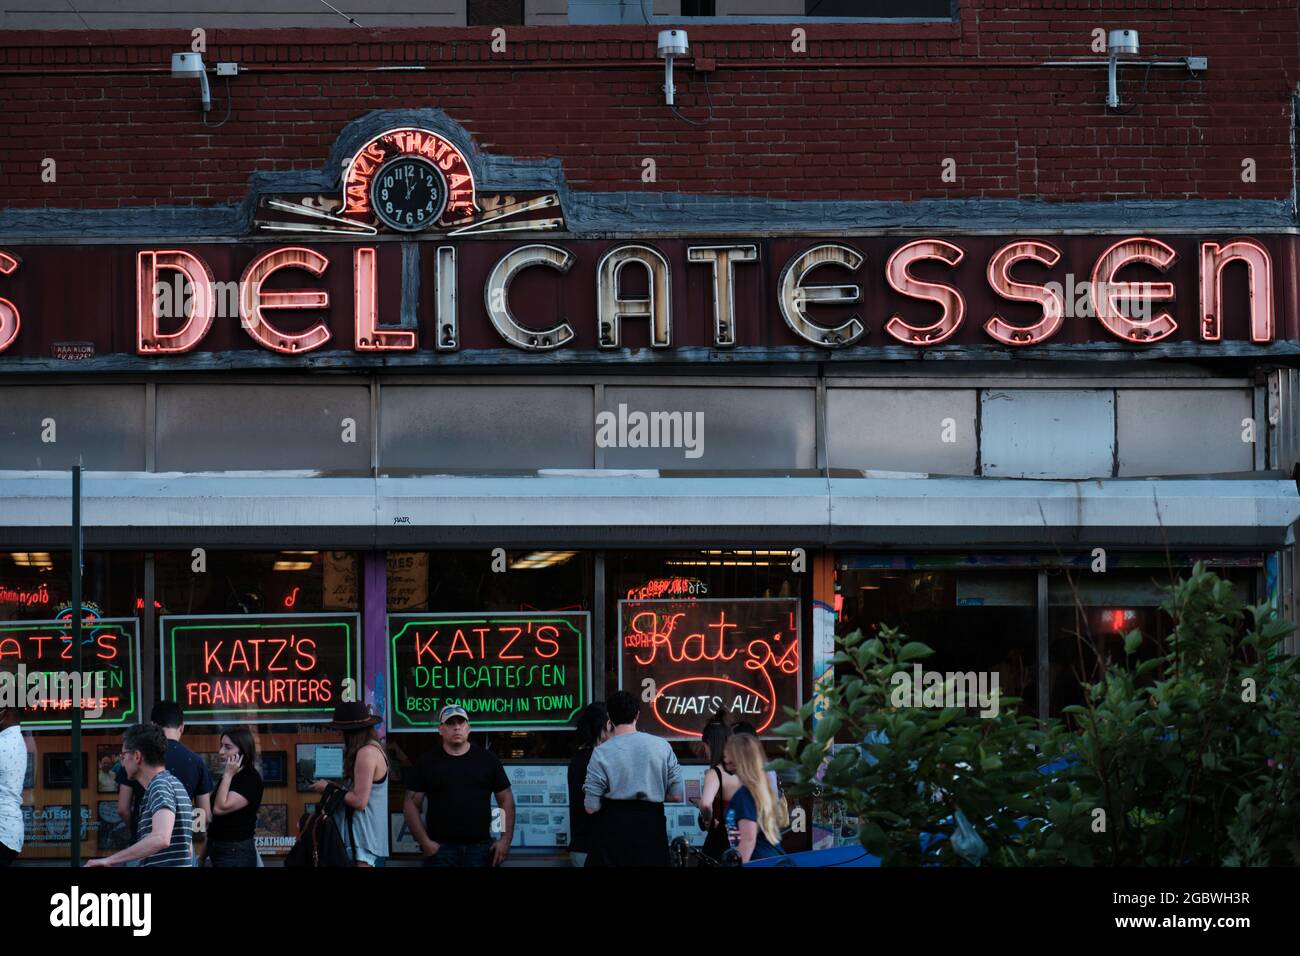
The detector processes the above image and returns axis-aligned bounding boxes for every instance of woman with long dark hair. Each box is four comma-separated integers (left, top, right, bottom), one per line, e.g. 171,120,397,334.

696,717,739,862
310,702,389,867
567,701,611,867
207,726,264,867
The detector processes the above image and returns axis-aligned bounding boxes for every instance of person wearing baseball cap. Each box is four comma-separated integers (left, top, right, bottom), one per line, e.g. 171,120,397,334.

401,703,515,867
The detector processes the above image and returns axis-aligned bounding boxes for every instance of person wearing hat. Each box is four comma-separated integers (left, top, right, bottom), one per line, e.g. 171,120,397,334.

309,701,390,867
402,704,515,867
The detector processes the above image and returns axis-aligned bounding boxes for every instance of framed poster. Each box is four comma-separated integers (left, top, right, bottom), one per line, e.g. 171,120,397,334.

665,764,709,848
295,743,344,791
23,805,89,845
388,612,589,732
259,751,288,787
391,812,422,854
95,745,120,793
488,763,571,848
96,800,130,852
0,617,142,728
43,752,88,788
618,598,802,739
160,613,360,725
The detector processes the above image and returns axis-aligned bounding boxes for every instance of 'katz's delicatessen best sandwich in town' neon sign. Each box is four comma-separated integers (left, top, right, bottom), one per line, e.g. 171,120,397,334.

0,233,1285,367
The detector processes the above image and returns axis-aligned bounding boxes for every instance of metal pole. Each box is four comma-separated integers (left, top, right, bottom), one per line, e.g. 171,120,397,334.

70,464,83,867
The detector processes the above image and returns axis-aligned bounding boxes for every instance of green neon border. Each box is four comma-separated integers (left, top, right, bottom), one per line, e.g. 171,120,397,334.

389,615,587,730
165,618,355,720
0,620,140,728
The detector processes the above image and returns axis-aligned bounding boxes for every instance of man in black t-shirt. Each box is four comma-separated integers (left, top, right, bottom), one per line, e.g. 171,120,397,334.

402,705,515,867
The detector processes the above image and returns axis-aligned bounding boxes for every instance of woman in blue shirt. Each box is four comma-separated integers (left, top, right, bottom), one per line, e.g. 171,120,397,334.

723,733,788,862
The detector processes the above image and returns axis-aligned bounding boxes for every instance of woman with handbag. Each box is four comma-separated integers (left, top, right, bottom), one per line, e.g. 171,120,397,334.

309,702,389,867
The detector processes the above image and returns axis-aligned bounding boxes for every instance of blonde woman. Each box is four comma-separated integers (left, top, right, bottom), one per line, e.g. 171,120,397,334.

722,734,788,863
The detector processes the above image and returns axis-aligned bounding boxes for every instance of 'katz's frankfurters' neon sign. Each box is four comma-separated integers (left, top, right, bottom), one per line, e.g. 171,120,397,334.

160,613,359,725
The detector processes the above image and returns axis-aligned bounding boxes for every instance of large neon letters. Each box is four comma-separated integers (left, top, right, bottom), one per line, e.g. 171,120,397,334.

0,252,19,354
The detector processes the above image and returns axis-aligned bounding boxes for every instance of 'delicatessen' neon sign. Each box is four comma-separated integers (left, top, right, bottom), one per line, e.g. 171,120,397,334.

0,234,1281,362
388,612,588,731
618,598,801,740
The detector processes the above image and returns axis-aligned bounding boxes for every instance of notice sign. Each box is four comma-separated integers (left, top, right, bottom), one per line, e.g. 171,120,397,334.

0,618,141,728
619,599,801,739
161,613,360,725
388,612,588,731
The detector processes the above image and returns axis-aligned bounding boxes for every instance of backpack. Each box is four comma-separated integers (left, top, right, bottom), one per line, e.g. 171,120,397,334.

285,784,356,868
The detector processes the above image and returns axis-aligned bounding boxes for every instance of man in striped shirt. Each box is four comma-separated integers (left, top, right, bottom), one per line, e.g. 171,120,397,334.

86,724,193,868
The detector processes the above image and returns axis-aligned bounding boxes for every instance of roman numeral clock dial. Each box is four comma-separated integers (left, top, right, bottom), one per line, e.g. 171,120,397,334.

371,155,448,232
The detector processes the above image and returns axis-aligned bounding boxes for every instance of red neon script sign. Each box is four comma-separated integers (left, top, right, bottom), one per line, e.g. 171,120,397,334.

619,599,800,739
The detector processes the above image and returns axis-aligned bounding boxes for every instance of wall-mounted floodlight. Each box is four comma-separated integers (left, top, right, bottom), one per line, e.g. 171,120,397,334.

171,52,211,113
1107,29,1139,109
658,29,689,107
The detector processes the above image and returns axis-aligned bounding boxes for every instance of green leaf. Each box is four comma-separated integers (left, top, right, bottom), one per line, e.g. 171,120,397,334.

1123,629,1143,654
897,641,934,663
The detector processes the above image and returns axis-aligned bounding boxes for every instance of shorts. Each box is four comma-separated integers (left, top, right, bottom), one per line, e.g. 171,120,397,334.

347,845,387,867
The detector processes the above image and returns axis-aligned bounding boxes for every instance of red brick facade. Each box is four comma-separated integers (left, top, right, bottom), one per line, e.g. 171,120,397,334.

0,0,1296,209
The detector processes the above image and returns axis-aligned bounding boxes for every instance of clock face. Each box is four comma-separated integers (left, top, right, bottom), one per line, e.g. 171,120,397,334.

371,156,447,232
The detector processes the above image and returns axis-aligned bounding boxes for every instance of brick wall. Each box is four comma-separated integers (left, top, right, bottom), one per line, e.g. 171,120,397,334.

0,0,1295,209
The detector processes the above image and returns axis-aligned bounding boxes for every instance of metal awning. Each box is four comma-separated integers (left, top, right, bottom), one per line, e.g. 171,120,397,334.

0,471,1295,550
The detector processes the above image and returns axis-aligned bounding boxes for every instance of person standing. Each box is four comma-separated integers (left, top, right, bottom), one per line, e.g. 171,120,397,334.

0,706,27,867
583,690,683,867
696,718,739,862
402,704,515,867
309,702,390,867
115,700,212,854
207,726,264,867
87,724,193,867
567,701,611,867
723,733,788,863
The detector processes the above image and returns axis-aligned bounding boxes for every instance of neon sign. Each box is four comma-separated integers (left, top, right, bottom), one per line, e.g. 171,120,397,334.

160,613,359,724
618,598,801,740
626,577,708,600
0,617,141,727
0,583,50,607
341,127,476,222
0,234,1284,361
388,612,588,731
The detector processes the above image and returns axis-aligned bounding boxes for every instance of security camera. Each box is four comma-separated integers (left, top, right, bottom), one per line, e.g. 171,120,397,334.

1106,29,1139,108
171,52,211,112
657,29,689,59
1107,29,1139,57
658,29,689,107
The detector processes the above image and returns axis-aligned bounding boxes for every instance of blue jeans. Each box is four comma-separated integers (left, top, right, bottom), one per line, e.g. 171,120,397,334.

422,839,493,867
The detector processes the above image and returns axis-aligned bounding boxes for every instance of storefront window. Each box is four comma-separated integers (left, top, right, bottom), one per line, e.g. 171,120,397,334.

384,550,594,857
836,569,1040,716
1,551,143,862
149,549,364,860
1045,569,1257,716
